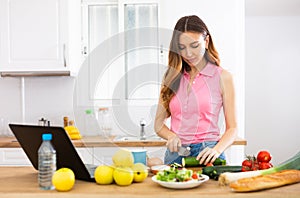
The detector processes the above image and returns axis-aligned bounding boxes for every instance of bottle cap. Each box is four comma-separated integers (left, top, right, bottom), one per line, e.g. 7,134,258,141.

85,109,93,114
42,133,52,141
99,107,109,111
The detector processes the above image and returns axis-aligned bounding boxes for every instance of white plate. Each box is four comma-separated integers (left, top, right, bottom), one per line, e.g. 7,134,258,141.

150,165,170,174
152,174,209,189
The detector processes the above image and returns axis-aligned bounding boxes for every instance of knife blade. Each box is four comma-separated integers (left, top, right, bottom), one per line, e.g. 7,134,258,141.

178,146,191,156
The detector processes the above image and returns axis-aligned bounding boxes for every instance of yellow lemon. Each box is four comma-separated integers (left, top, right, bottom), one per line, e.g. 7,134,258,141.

113,167,134,186
52,168,75,192
94,165,114,185
112,149,134,167
132,163,148,182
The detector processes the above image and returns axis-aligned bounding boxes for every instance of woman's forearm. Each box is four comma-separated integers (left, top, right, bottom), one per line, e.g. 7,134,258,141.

155,124,176,140
214,127,237,154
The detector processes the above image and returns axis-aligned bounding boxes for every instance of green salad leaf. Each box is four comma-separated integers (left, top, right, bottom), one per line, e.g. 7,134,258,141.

156,164,193,182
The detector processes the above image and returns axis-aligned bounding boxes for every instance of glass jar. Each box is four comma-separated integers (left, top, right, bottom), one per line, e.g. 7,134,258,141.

98,107,112,137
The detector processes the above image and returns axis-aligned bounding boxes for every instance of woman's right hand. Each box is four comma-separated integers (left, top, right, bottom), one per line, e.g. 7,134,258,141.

166,134,181,152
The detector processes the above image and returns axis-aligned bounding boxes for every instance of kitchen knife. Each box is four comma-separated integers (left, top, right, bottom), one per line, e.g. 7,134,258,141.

178,146,191,156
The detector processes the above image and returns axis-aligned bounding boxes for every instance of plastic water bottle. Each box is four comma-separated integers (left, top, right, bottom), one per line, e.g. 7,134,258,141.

38,133,56,190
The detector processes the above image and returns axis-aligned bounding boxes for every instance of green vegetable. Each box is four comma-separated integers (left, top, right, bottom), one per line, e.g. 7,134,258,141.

155,164,193,182
202,166,242,180
219,151,300,185
182,157,226,167
183,157,202,167
213,158,227,166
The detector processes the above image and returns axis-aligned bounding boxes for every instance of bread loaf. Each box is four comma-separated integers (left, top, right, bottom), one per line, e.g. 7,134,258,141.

230,169,300,192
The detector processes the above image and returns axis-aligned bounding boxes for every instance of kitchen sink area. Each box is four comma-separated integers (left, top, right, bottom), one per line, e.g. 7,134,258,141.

113,135,164,141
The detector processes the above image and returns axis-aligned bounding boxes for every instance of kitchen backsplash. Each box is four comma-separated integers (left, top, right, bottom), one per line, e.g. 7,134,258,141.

0,76,157,137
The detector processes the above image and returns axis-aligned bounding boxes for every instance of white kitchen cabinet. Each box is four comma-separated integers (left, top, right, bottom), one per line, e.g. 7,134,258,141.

92,146,165,166
0,0,81,75
0,148,31,166
0,147,93,166
145,147,166,161
93,147,139,166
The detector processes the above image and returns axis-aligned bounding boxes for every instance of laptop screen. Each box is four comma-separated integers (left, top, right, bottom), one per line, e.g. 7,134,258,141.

9,124,94,181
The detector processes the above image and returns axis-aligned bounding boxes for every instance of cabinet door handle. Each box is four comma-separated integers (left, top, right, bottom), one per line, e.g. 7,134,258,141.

63,44,67,67
82,46,87,55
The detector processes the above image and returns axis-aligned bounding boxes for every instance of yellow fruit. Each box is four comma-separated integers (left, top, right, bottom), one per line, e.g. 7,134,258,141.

94,165,114,185
132,163,148,182
112,149,134,167
69,134,82,140
113,167,134,186
64,126,82,140
52,168,75,192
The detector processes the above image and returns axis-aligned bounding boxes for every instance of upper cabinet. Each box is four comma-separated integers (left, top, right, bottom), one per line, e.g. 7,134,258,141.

0,0,81,76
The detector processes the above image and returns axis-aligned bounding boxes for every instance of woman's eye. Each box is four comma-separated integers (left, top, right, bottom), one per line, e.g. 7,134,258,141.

178,45,185,50
191,43,199,48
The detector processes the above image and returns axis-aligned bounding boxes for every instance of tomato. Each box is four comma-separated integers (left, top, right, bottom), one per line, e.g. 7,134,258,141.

251,162,259,171
192,172,199,179
241,166,251,172
242,160,252,168
257,151,272,163
259,162,273,170
206,162,214,167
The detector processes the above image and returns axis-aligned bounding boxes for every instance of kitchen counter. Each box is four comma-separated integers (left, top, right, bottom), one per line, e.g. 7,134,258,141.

0,136,247,148
0,166,299,198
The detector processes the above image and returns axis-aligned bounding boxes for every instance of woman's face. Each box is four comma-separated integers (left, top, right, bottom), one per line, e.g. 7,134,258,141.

178,32,209,68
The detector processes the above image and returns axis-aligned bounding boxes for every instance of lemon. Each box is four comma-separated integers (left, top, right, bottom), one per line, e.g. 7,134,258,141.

112,149,134,167
132,163,148,182
52,168,75,192
94,165,114,185
113,167,134,186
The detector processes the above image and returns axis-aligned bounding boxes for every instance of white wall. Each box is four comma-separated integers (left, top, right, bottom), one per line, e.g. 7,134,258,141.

245,15,300,164
0,77,75,135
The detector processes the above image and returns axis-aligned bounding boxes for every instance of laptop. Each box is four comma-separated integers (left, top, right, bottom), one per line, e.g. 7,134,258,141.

9,124,97,182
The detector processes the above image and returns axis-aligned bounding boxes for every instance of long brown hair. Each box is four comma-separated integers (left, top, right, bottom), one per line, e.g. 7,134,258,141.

161,15,220,116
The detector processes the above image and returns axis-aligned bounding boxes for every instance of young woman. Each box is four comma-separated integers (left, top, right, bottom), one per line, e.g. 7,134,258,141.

154,15,237,165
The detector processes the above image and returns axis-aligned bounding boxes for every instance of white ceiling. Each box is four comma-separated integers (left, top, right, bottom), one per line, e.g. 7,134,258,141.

245,0,300,16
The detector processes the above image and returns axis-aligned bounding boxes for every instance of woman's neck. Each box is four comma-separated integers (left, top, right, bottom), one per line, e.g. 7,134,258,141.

189,58,207,75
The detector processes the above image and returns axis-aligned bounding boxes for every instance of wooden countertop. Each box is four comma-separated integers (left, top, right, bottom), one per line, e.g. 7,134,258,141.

0,136,247,148
0,166,299,198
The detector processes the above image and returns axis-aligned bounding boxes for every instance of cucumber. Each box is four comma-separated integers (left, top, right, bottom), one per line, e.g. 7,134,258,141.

202,165,242,180
182,157,226,167
182,157,203,167
213,158,226,166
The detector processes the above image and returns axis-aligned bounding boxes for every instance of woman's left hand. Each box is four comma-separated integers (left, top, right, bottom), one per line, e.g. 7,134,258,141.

196,147,220,165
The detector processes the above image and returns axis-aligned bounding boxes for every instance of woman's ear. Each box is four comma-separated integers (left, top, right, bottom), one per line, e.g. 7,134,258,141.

205,35,209,49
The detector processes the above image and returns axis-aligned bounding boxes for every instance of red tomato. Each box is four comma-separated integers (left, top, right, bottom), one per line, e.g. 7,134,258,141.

206,162,214,167
242,160,252,168
192,172,199,179
259,162,273,170
241,166,251,172
251,163,259,171
257,151,272,163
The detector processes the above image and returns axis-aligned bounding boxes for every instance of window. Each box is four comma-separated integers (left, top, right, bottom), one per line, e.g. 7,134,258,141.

81,0,160,103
